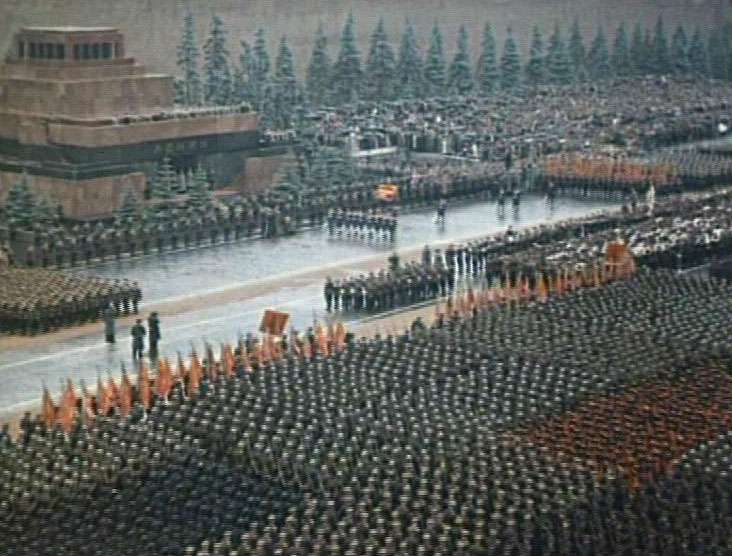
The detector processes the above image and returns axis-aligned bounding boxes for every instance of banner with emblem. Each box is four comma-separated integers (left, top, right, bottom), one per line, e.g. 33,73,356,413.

376,183,399,201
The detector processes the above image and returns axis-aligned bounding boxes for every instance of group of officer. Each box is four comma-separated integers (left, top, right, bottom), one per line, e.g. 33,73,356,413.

326,208,398,241
0,268,141,335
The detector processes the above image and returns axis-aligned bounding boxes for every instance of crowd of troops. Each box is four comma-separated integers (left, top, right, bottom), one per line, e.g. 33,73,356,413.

326,209,398,241
315,76,729,164
0,268,141,335
538,150,732,199
1,162,507,269
1,266,730,555
325,188,731,315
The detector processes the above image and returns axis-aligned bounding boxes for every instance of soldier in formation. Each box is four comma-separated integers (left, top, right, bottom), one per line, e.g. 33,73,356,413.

326,188,732,314
326,208,397,241
1,267,730,555
0,268,141,335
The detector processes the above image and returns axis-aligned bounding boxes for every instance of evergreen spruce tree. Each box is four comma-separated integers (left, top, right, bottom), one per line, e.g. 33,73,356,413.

234,40,255,105
258,78,278,130
396,19,425,99
629,23,645,75
251,28,271,110
546,23,572,86
149,155,177,203
524,26,545,88
273,164,303,198
35,196,59,226
687,26,709,76
187,166,213,209
5,172,37,228
499,28,522,92
306,25,332,107
365,18,397,101
670,25,689,74
423,23,447,98
269,36,299,128
568,18,586,81
330,148,358,184
332,13,363,105
203,14,233,105
306,148,331,190
476,22,499,94
611,23,631,76
641,29,654,74
116,188,139,222
708,25,732,81
173,79,186,105
651,15,670,74
176,9,202,106
448,25,474,95
587,26,611,80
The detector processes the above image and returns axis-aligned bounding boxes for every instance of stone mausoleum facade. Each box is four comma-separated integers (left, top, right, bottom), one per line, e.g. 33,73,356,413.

0,26,291,219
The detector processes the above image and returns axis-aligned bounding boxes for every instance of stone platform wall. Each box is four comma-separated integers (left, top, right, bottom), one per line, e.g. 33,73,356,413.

0,170,146,219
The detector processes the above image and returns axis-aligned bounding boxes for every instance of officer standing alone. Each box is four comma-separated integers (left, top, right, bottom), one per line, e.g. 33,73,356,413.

103,303,116,343
147,312,161,356
131,319,146,359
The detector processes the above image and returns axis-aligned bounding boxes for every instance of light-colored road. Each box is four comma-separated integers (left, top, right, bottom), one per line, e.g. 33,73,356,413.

0,195,617,422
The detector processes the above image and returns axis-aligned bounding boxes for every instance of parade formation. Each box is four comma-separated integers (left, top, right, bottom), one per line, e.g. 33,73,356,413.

1,5,731,556
1,268,730,555
0,268,141,335
325,189,731,315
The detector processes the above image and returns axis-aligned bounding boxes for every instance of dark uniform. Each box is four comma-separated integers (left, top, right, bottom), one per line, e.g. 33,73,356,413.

131,320,146,359
147,312,161,355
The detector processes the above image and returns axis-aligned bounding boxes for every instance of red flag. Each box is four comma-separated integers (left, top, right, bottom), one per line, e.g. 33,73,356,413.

221,344,235,377
334,321,347,351
177,352,187,387
41,385,56,428
120,371,133,417
56,379,76,433
97,376,110,417
261,334,272,362
314,324,329,357
63,378,77,410
80,380,95,424
138,361,151,409
188,351,202,395
536,273,548,303
107,375,120,409
252,340,264,367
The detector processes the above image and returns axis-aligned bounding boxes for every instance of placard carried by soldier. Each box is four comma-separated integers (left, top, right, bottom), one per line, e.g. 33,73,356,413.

259,309,290,336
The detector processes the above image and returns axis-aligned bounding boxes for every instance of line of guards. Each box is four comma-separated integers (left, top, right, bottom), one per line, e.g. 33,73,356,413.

325,188,732,315
7,169,503,269
326,209,398,241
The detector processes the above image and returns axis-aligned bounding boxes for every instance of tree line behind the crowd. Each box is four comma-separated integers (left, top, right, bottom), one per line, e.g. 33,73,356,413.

175,11,732,129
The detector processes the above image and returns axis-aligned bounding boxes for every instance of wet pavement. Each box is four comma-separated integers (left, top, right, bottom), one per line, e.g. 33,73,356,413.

0,195,618,418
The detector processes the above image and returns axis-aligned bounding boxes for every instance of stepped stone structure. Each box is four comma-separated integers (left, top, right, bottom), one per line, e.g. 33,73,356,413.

0,26,288,219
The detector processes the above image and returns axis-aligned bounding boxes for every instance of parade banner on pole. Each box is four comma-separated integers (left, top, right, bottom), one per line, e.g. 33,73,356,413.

259,310,290,336
376,183,399,201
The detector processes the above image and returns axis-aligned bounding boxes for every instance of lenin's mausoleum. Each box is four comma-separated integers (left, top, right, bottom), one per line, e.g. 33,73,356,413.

0,26,285,219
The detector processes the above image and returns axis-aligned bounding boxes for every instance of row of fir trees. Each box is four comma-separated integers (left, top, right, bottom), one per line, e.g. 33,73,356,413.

176,12,731,125
2,173,60,230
